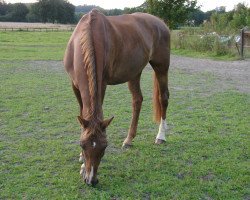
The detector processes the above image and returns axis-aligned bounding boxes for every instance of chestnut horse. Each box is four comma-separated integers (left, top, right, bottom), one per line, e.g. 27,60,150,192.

64,9,170,186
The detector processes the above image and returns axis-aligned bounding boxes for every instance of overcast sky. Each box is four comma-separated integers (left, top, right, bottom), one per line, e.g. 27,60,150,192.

5,0,249,12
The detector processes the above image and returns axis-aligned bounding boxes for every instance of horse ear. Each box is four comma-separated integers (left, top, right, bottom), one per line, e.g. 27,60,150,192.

101,116,114,130
77,116,89,128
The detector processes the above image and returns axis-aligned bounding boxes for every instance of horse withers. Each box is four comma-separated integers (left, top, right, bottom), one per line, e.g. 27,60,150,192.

64,9,170,186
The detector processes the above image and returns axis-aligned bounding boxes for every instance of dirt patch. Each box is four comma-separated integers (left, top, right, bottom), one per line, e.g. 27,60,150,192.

170,55,250,93
5,55,250,93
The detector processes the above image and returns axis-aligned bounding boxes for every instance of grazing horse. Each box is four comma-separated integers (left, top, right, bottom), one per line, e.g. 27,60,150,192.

64,9,170,186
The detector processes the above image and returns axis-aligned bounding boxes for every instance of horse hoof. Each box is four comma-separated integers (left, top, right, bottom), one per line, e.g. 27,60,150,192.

122,143,133,149
155,139,166,144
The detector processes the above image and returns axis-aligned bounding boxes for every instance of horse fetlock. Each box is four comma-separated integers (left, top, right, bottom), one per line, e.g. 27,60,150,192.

80,163,85,176
79,152,84,163
122,138,133,148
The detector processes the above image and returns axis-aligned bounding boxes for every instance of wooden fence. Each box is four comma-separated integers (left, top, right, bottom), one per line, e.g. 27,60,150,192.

239,29,250,59
0,27,75,32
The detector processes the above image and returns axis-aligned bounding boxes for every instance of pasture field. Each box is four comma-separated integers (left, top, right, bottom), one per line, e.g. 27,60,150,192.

0,31,71,60
0,31,249,199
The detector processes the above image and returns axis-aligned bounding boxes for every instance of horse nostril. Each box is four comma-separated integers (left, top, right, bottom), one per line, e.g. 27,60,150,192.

91,179,99,186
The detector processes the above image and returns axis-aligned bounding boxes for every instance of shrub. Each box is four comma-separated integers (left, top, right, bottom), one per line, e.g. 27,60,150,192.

171,28,236,57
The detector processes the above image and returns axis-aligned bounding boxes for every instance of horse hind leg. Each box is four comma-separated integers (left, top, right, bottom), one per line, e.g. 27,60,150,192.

151,63,170,144
122,74,143,148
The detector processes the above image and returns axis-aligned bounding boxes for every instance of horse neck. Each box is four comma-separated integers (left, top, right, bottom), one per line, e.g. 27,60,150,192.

80,82,103,122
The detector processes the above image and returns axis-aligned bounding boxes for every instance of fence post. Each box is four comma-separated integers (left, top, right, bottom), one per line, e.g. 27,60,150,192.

240,28,244,59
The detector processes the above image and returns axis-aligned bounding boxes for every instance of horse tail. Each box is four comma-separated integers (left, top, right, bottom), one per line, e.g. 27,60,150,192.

153,72,161,123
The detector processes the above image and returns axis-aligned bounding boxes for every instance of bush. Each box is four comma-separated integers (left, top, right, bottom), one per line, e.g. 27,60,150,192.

171,29,235,57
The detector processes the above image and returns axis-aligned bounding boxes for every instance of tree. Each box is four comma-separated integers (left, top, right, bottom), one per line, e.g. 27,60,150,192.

35,0,75,23
123,2,146,14
147,0,198,29
0,0,8,16
57,1,75,23
230,3,250,29
9,3,29,21
26,2,41,22
188,9,206,26
0,2,28,22
37,0,50,23
105,8,123,16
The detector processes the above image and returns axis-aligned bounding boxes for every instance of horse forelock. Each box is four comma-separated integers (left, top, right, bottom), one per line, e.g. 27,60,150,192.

82,119,106,138
80,11,99,120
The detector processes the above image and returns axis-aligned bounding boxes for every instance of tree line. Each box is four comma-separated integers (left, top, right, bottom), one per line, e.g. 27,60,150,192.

0,0,249,31
0,0,75,23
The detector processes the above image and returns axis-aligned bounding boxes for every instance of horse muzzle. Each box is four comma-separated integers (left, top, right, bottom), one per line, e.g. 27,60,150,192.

80,163,99,186
84,177,99,186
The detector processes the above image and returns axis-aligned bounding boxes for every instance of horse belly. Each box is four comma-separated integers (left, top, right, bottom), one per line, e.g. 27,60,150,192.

105,25,153,85
106,58,147,85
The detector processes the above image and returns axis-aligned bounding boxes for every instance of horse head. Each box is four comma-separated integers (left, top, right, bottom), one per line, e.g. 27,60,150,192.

77,116,113,186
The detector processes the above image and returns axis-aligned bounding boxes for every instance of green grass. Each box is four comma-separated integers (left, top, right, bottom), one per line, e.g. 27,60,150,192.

0,31,249,199
171,48,241,61
0,31,71,60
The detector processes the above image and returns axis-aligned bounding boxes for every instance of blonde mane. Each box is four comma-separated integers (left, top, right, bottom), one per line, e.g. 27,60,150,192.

80,12,98,120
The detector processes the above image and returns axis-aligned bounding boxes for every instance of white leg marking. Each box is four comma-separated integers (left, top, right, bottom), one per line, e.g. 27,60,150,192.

92,142,96,148
80,163,85,175
156,118,168,141
79,152,84,163
88,166,94,184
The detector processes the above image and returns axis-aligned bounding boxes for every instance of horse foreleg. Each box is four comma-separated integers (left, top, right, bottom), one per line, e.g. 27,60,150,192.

72,82,83,116
122,75,143,148
71,82,85,163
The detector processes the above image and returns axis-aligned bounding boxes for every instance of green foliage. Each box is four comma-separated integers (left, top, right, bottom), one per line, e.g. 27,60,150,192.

123,3,146,14
10,3,29,22
34,0,75,23
203,3,250,34
188,9,206,26
0,3,29,22
75,5,104,13
230,3,250,29
147,0,198,29
0,0,8,16
171,29,236,59
26,3,41,22
0,0,75,23
104,8,123,16
172,3,250,59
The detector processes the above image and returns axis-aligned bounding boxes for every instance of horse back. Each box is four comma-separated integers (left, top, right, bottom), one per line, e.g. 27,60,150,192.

104,13,170,83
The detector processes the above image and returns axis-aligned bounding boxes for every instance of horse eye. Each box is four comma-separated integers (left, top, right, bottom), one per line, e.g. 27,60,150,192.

80,142,86,150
